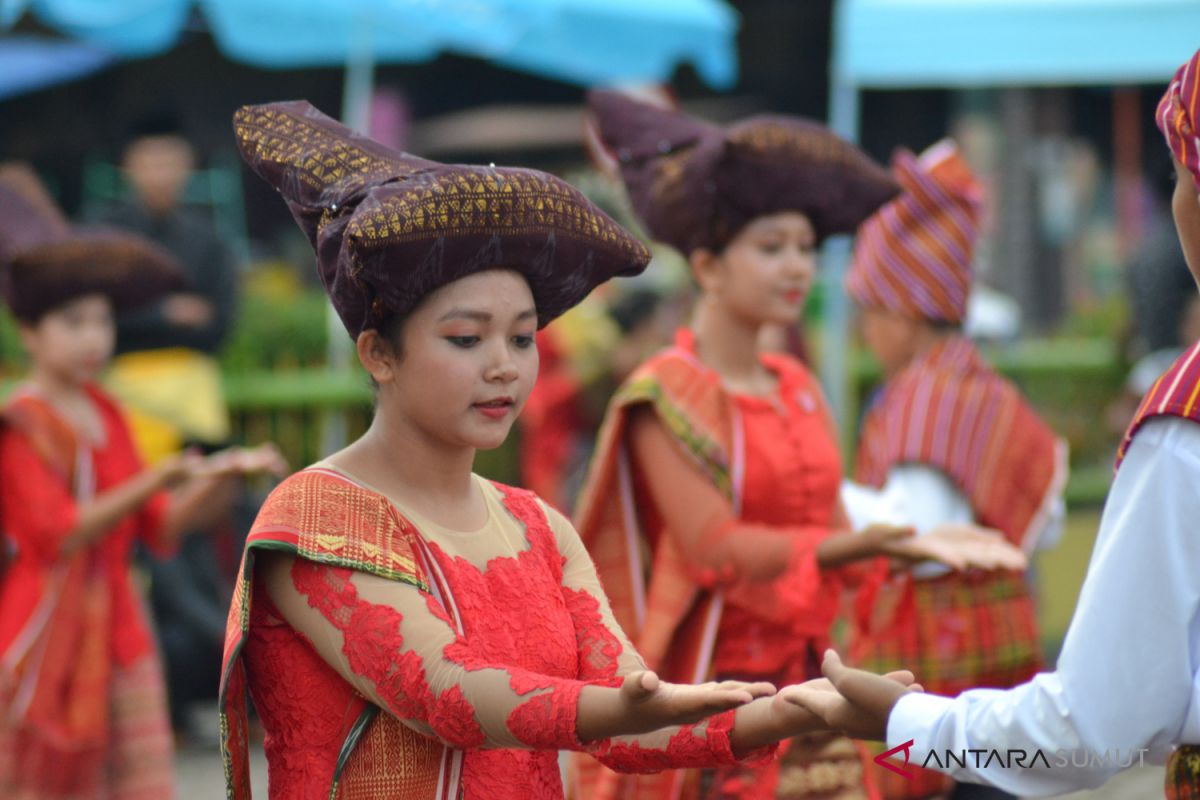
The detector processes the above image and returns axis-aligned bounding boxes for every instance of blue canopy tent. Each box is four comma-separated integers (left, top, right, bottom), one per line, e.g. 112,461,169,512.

0,0,739,122
0,34,112,100
821,0,1200,434
1,0,740,447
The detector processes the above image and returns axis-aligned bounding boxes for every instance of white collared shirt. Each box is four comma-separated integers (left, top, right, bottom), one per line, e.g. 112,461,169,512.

886,417,1200,795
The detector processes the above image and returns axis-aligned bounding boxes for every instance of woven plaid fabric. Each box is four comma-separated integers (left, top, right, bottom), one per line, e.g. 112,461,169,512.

571,337,738,800
852,572,1041,695
219,468,439,800
0,654,175,800
1167,746,1200,800
1157,49,1200,192
855,338,1065,551
1119,341,1200,467
852,572,1041,799
851,337,1061,800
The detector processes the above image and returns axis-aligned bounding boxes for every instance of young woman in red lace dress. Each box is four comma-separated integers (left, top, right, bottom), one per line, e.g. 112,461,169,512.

217,101,909,800
570,92,1025,800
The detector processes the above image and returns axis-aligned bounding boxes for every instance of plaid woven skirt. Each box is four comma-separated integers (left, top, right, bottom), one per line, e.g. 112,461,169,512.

851,572,1042,800
0,654,175,800
1167,746,1200,800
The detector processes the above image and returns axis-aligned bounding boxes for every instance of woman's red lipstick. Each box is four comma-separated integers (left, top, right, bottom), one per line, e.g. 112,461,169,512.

474,397,514,419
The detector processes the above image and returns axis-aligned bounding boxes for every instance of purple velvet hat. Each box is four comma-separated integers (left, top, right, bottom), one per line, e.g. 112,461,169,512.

233,101,651,338
587,90,900,254
0,163,183,322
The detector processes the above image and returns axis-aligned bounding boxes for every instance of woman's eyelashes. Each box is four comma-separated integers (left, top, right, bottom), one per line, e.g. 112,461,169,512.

443,333,536,349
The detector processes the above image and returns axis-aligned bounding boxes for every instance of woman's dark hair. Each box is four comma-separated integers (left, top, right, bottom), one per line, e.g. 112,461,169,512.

378,310,407,353
609,288,661,334
366,311,408,393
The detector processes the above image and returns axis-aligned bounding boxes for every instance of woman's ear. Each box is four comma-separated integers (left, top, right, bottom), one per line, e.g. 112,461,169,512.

356,329,395,385
689,248,722,294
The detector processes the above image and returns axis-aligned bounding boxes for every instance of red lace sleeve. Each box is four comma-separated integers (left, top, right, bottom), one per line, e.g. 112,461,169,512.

547,506,778,771
264,554,598,751
258,481,778,771
592,709,776,773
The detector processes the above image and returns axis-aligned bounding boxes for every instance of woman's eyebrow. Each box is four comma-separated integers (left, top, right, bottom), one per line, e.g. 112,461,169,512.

437,307,537,323
438,309,492,323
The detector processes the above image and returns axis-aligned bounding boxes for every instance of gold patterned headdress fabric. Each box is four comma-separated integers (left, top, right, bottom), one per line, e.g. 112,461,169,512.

587,90,899,255
234,101,650,337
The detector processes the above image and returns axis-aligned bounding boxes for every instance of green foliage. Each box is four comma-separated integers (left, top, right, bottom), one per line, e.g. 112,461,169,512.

0,310,26,377
1056,295,1131,341
220,288,331,373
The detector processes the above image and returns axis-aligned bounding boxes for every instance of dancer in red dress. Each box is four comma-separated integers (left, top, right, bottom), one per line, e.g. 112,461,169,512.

217,101,901,800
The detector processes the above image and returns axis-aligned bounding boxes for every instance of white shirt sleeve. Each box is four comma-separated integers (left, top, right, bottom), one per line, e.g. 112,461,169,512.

886,417,1200,796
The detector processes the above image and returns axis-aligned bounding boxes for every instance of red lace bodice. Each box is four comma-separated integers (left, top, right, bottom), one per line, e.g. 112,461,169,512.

241,472,756,799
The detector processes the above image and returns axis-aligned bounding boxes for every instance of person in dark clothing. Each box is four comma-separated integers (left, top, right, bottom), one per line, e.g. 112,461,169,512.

93,115,246,741
95,115,237,360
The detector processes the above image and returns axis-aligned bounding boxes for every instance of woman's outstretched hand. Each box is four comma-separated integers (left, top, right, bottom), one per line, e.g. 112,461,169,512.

882,523,1027,572
578,671,776,742
778,650,921,740
619,671,777,730
729,666,921,756
197,443,290,479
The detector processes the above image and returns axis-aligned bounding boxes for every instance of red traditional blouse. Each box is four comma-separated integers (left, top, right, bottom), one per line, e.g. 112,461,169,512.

232,467,768,799
0,384,170,669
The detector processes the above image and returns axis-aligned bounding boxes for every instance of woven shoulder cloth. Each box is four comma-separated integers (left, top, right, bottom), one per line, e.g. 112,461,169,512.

855,337,1067,549
219,467,438,800
1118,340,1200,469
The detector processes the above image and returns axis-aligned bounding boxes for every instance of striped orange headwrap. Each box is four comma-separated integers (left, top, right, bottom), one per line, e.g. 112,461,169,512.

1158,48,1200,192
846,140,983,325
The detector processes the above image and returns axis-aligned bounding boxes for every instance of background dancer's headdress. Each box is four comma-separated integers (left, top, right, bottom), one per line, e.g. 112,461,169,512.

587,89,899,255
846,140,983,324
0,163,183,321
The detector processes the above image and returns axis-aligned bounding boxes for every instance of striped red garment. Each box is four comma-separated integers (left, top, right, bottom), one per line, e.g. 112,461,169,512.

851,335,1062,800
1118,339,1200,468
1158,48,1200,192
846,139,983,324
855,336,1063,548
